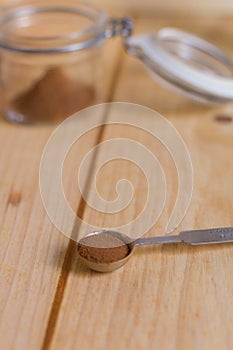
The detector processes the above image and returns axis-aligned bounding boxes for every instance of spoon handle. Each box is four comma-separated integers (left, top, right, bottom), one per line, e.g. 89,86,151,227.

135,235,182,246
180,227,233,245
135,227,233,246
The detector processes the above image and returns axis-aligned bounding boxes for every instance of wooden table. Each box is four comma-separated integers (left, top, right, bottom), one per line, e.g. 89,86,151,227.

0,13,233,350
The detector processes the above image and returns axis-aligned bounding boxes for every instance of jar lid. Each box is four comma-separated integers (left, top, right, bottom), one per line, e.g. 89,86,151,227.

125,28,233,104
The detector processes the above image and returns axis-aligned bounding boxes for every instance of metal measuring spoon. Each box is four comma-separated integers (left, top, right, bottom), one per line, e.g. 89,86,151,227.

77,227,233,272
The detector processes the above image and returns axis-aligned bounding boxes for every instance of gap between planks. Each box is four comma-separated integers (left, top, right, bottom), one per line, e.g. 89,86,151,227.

41,44,125,350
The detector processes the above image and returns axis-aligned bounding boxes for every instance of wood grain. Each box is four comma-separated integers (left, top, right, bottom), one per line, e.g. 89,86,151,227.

49,17,233,350
0,12,232,350
0,38,122,349
1,0,233,16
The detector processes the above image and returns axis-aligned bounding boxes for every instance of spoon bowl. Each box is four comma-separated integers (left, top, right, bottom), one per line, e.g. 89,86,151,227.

77,230,136,272
78,250,133,272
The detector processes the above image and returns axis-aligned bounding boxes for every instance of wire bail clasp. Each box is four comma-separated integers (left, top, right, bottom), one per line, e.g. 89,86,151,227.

105,17,133,39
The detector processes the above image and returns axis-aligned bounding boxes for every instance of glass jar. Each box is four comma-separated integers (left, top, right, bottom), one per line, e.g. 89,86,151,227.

0,0,232,124
0,1,108,123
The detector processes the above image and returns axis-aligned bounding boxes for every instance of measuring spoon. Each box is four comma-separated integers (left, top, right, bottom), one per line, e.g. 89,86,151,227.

77,227,233,272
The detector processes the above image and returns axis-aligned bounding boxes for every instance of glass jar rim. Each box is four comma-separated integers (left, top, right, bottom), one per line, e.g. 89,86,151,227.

0,0,108,54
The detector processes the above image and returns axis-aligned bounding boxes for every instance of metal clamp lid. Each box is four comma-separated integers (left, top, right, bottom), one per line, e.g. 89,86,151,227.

106,17,133,39
124,27,233,104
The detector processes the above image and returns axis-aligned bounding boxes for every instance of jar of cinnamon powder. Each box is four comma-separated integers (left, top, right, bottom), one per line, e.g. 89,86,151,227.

0,1,109,123
0,0,232,124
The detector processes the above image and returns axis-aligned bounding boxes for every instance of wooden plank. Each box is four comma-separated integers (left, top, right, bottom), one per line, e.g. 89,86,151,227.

96,0,233,15
49,17,233,350
1,0,233,17
0,38,121,349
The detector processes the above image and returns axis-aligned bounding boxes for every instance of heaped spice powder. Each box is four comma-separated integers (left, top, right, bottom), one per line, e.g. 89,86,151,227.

77,233,130,264
10,68,95,123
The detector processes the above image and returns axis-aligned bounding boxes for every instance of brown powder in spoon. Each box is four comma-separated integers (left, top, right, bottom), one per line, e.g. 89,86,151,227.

77,233,130,264
9,68,95,123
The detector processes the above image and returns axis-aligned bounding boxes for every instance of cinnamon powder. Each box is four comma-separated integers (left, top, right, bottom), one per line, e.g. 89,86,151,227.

9,68,95,123
77,233,130,264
